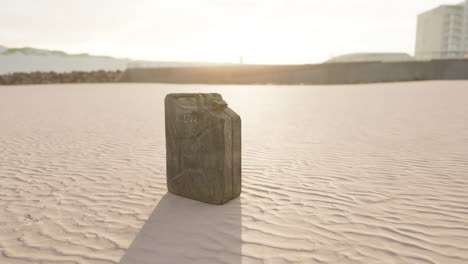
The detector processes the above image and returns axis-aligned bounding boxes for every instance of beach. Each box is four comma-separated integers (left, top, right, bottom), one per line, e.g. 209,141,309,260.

0,81,467,264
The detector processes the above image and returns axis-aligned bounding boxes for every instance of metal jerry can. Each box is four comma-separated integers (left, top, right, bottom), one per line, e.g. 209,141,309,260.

165,93,241,205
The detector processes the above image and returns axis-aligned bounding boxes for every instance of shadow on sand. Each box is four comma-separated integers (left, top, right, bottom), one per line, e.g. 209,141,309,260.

119,193,242,264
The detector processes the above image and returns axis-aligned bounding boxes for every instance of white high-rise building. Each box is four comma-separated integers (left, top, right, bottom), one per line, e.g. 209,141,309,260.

463,0,468,51
415,1,468,60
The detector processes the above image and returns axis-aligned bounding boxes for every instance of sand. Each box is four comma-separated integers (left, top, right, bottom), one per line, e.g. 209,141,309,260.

0,81,467,264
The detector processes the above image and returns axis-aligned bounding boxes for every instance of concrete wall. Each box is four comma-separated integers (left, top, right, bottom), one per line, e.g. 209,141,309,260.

118,59,468,85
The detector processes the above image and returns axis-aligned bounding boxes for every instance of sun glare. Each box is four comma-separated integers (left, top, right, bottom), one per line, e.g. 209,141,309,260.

188,25,309,64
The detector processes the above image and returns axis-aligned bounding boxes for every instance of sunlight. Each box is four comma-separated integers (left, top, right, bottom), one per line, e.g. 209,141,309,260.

186,25,312,64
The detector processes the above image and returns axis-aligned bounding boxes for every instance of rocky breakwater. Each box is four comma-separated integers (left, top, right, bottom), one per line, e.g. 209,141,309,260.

0,70,122,85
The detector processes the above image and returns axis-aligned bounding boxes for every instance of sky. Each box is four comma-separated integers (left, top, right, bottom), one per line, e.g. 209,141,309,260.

0,0,465,64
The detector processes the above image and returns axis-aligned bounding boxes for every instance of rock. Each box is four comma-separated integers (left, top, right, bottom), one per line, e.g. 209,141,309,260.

165,93,241,205
0,70,121,85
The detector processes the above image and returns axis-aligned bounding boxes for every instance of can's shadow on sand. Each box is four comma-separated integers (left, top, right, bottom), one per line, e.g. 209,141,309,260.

119,193,242,264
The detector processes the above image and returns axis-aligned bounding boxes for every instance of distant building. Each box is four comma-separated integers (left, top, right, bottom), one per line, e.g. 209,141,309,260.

326,53,414,63
415,1,468,60
464,0,468,52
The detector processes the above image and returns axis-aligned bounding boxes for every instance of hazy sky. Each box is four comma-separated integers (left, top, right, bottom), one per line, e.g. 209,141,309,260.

0,0,464,63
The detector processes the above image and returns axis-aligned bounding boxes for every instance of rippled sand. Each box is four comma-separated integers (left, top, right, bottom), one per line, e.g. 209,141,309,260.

0,81,467,264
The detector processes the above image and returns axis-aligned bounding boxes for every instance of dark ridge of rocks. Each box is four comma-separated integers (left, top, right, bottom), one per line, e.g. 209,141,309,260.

0,70,122,85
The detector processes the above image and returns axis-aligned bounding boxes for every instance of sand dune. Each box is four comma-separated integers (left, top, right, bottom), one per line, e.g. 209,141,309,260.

0,81,467,264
